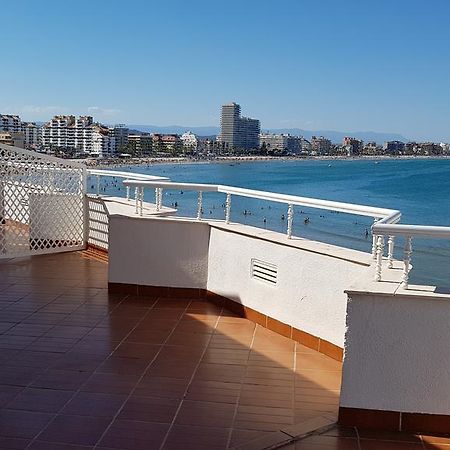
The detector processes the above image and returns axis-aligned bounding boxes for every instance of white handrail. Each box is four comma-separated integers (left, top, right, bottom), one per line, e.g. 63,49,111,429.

115,177,449,290
122,179,400,219
87,169,169,181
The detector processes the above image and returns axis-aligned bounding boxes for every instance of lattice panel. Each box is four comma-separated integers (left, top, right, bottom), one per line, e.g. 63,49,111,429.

0,144,85,258
87,196,109,250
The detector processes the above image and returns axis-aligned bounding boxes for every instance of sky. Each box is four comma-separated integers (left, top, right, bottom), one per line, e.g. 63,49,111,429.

1,0,450,141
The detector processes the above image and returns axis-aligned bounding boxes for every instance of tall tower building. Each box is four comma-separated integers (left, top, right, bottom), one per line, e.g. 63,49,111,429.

218,103,260,150
219,103,241,149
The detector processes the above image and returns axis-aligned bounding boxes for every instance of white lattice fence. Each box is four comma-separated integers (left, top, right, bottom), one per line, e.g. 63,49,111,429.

87,196,109,251
0,144,86,258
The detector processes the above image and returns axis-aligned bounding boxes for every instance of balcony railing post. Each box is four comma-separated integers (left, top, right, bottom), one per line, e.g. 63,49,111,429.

375,235,385,281
225,193,231,224
387,235,395,268
197,191,203,220
135,187,139,214
126,186,130,201
371,218,378,259
287,203,294,239
401,236,413,289
139,187,144,216
96,175,100,196
156,188,163,211
159,188,163,210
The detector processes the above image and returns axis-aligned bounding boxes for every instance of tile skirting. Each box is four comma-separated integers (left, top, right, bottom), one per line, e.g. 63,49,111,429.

339,407,450,434
108,282,343,362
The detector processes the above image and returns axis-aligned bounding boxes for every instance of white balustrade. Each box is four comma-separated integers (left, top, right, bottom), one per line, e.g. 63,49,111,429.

120,178,450,288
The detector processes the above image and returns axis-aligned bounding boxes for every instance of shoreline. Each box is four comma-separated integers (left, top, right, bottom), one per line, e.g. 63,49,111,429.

82,154,450,169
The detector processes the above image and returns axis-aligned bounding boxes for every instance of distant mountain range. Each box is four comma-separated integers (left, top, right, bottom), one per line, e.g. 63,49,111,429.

128,124,409,144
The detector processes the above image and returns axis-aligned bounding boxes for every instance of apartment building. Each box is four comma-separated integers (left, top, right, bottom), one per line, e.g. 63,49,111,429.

311,135,332,154
218,103,260,150
41,115,94,154
260,133,302,154
128,134,153,155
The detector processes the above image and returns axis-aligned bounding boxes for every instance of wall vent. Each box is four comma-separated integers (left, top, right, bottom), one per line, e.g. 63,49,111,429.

251,259,277,285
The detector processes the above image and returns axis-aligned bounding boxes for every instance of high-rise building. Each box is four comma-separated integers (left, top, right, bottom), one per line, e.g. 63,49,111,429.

41,115,94,154
92,125,116,158
0,114,38,149
21,122,39,149
128,134,153,155
0,114,22,134
311,136,332,155
110,124,129,151
218,103,260,150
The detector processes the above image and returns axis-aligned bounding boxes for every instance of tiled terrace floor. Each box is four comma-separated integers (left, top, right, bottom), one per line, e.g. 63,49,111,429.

0,252,448,450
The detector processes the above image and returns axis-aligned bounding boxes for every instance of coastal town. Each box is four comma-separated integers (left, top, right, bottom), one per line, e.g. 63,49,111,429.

1,103,449,165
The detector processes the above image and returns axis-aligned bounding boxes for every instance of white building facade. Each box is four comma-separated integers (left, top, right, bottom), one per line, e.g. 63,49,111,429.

181,131,198,149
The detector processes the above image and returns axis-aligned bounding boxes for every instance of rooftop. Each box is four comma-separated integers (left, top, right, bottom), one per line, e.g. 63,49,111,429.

1,253,446,449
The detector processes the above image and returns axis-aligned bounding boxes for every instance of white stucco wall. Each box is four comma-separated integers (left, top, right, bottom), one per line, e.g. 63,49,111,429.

108,216,210,289
206,226,370,347
340,291,450,414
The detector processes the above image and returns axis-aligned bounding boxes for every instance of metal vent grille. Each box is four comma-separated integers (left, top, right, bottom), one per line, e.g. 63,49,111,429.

251,259,277,285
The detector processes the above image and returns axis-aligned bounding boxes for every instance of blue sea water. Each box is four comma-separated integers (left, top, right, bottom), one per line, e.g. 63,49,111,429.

90,158,450,287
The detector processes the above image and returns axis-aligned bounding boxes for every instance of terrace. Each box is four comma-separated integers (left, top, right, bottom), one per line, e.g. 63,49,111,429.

1,144,450,449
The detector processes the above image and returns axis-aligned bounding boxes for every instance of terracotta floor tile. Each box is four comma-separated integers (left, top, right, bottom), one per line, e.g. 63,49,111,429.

97,356,149,375
359,440,423,449
118,395,180,423
27,440,93,450
165,331,211,347
175,399,236,428
194,362,247,383
186,379,241,404
0,409,53,439
296,435,359,449
81,373,140,395
162,424,230,449
0,436,31,449
6,387,73,413
134,376,189,399
98,419,169,449
112,342,160,360
38,414,110,446
0,366,44,387
31,369,91,391
61,391,126,417
229,428,275,447
0,384,24,408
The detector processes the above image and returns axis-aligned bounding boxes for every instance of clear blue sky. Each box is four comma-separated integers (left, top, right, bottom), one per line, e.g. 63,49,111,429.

2,0,450,141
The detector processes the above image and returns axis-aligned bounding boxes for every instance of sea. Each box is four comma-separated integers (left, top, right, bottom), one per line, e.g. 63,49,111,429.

90,158,450,287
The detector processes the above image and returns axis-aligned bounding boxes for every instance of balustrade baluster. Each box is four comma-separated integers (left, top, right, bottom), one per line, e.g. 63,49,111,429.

287,204,294,239
387,235,395,268
139,187,144,216
225,193,231,224
375,235,385,281
401,236,413,289
197,191,203,220
135,187,139,214
371,218,378,259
